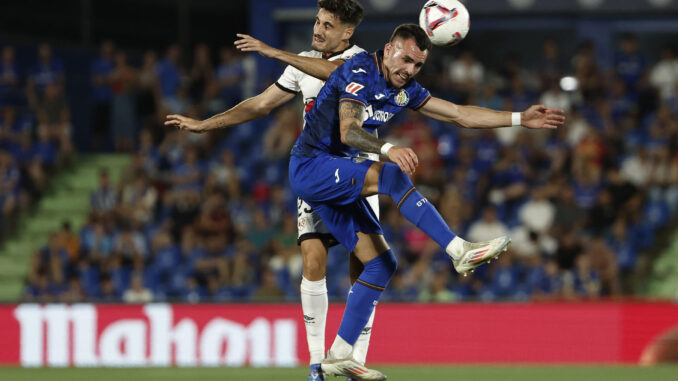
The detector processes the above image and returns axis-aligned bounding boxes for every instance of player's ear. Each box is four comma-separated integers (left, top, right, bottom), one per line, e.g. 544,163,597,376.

342,26,355,42
384,42,392,56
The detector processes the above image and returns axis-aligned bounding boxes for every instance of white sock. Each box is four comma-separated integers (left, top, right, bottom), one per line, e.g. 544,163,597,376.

353,306,375,365
329,334,353,359
300,276,328,364
446,236,465,260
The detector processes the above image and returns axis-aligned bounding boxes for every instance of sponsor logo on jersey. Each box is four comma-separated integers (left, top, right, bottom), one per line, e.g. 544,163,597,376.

352,68,367,74
395,89,409,106
372,110,394,123
345,82,364,95
375,93,386,99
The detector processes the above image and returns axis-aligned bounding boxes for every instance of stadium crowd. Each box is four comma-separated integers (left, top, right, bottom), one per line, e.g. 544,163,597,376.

0,43,72,237
16,34,678,303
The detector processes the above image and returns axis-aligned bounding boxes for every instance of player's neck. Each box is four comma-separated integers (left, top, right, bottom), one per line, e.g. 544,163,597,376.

322,41,351,59
381,61,393,87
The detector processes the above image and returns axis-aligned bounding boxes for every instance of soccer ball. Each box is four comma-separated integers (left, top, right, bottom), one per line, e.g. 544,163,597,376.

419,0,470,46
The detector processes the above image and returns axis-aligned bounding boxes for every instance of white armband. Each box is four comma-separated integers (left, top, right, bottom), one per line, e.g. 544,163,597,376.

380,142,394,156
512,112,522,126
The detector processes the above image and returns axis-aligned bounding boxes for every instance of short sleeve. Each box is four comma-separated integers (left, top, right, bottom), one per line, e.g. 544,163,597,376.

407,81,432,110
275,65,301,94
337,59,370,108
337,45,365,61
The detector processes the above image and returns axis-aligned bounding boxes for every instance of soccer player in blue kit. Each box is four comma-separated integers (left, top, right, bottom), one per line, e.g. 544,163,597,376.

289,24,565,380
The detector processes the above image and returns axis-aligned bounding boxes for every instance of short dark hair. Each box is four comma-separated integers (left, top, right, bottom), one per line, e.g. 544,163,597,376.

390,24,432,52
318,0,364,27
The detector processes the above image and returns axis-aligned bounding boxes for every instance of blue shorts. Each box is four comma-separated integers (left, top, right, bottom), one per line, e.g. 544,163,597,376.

289,154,382,251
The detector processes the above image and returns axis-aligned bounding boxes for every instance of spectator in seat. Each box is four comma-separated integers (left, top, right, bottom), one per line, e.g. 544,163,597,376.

91,169,117,218
156,44,183,107
27,43,65,106
90,40,115,150
0,45,22,107
188,43,214,109
447,50,484,103
252,268,284,302
137,51,160,131
0,149,20,216
214,46,244,109
649,46,678,101
35,83,72,163
111,51,138,152
123,272,153,303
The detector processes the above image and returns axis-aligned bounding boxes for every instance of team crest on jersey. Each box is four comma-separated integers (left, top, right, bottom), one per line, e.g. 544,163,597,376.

394,89,409,106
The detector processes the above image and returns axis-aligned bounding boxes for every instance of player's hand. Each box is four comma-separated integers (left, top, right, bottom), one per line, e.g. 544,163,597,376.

521,105,566,129
386,146,419,175
164,114,206,133
234,34,276,58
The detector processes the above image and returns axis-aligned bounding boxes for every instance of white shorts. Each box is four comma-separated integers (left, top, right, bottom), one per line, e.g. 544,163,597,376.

297,195,380,246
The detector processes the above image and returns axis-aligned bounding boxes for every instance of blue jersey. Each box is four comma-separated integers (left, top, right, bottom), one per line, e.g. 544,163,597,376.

291,50,432,158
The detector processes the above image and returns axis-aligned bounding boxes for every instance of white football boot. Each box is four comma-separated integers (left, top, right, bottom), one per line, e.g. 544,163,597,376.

446,235,511,275
321,351,386,381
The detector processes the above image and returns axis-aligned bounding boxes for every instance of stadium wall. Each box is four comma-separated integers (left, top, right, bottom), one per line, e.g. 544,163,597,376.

1,302,677,367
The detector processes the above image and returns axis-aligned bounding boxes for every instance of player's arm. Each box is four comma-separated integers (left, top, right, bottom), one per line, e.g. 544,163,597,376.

164,84,295,133
417,97,565,129
339,100,418,174
235,34,342,81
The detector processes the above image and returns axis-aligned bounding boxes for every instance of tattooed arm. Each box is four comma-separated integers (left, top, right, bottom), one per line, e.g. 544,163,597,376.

339,101,383,153
338,100,419,174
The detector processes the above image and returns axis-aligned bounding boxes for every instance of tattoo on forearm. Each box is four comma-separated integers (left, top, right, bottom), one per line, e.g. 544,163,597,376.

345,122,385,154
339,101,385,154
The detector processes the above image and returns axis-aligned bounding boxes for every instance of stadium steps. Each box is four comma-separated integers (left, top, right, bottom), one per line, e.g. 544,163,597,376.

0,153,131,301
643,236,678,298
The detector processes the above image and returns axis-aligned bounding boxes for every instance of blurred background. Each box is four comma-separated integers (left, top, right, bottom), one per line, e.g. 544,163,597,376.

1,0,678,372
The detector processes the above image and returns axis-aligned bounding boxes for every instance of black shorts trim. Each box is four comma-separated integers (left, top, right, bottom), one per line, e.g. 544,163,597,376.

298,232,339,248
275,82,299,94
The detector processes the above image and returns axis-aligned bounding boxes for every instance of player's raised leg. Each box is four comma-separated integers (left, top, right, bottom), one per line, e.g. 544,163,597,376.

362,161,510,275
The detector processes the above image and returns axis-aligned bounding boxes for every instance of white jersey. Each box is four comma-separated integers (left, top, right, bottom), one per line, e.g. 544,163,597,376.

276,44,365,119
275,44,380,244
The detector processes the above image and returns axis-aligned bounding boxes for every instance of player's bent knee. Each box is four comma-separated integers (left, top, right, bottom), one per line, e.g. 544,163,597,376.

361,162,384,196
301,239,328,280
380,249,398,278
303,260,326,280
362,249,398,287
378,162,414,203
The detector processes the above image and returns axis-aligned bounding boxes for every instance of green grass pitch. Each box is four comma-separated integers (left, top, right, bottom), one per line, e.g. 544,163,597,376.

1,366,677,381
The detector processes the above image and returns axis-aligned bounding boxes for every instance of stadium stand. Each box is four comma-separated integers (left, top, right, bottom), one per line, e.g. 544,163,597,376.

3,30,678,304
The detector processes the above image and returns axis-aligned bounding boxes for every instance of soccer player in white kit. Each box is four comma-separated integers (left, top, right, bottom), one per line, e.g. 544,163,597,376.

165,1,375,379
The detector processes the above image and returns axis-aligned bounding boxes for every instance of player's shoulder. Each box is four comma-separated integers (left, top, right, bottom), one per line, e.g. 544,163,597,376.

405,78,425,91
297,50,322,58
333,44,366,61
338,51,375,72
348,50,371,62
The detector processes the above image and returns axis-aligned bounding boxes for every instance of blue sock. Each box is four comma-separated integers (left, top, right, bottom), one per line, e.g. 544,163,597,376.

308,363,323,381
379,163,456,248
337,250,397,345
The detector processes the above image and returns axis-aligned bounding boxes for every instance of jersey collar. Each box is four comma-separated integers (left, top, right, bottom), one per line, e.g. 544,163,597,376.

323,44,354,59
374,50,385,78
375,50,398,89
